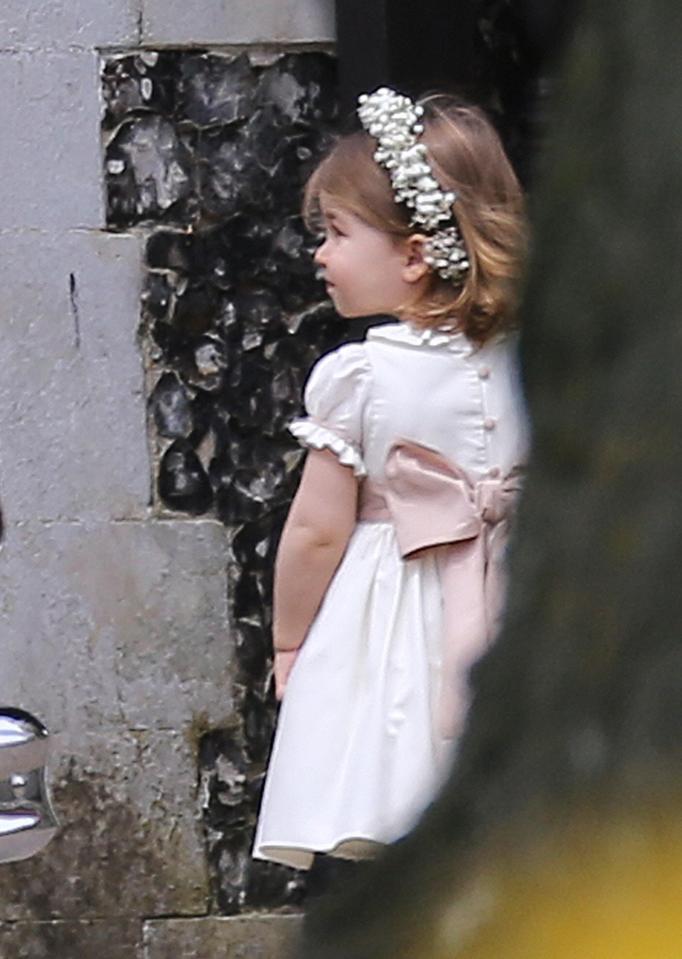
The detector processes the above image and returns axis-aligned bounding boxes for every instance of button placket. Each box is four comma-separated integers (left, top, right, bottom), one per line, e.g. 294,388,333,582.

476,363,499,471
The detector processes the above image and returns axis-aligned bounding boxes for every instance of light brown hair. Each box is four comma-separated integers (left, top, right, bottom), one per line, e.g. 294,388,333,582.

303,95,527,343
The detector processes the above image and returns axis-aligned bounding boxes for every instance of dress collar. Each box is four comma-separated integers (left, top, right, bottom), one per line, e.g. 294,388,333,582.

367,321,472,354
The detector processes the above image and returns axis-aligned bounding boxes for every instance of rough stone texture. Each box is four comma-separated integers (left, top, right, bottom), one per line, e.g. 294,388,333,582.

144,915,301,959
0,729,208,920
0,1,140,48
0,920,141,959
102,48,344,913
0,230,149,523
0,51,104,230
0,519,231,733
0,2,236,950
141,0,335,46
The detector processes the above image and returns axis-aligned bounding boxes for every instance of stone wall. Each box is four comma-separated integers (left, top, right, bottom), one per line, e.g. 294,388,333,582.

101,45,345,915
0,3,335,957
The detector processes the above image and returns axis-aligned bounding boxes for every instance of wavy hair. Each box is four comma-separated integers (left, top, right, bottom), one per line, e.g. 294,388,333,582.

303,96,527,343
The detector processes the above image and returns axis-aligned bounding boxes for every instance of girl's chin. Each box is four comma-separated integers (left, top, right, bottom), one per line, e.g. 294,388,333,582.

326,290,374,319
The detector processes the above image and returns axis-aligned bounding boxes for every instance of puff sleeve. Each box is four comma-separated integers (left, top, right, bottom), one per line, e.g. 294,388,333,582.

288,343,371,477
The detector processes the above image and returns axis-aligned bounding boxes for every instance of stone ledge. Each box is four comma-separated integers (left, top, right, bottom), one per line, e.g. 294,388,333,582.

143,914,302,959
0,919,141,959
0,730,210,921
141,0,335,46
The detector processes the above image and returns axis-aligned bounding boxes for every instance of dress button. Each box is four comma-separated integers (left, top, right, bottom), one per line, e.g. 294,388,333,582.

478,366,491,380
483,417,496,431
488,466,501,478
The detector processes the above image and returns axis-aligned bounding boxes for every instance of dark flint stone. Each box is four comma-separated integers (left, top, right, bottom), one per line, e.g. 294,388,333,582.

103,49,341,911
240,104,290,175
232,572,272,625
233,618,271,688
242,688,275,763
257,53,338,128
180,333,227,392
146,230,195,272
150,317,196,365
141,271,173,323
217,216,274,281
158,439,213,514
149,372,193,439
187,389,213,446
106,115,193,225
272,218,307,264
245,857,306,910
179,52,255,127
213,464,292,524
173,284,221,336
201,227,237,291
198,127,271,219
101,51,179,129
234,289,282,352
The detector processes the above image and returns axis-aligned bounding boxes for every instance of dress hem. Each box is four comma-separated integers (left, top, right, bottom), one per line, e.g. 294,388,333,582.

253,834,385,871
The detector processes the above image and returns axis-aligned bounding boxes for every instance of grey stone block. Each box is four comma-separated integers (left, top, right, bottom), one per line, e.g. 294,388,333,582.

0,920,141,959
0,230,149,522
0,1,140,49
141,0,335,45
0,51,104,230
144,915,302,959
0,729,209,920
0,519,232,733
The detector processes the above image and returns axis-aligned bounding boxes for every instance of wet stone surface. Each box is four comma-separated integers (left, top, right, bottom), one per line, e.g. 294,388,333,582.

102,49,344,913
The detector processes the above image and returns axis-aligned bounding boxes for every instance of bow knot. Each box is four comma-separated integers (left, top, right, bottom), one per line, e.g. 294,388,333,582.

475,479,515,526
359,440,523,740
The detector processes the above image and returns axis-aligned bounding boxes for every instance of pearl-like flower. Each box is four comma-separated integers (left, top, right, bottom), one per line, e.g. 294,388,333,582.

357,87,469,285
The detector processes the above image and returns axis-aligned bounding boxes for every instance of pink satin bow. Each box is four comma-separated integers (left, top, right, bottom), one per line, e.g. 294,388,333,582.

360,440,522,739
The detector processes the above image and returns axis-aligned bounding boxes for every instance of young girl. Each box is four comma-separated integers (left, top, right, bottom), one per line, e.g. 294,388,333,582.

253,88,529,870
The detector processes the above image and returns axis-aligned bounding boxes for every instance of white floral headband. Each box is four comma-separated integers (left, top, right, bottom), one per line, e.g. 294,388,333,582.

357,87,470,284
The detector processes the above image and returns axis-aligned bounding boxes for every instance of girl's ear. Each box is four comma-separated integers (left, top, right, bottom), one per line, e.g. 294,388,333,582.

401,234,431,284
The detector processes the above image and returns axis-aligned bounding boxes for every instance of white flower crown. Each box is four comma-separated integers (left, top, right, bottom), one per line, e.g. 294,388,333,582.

357,87,470,284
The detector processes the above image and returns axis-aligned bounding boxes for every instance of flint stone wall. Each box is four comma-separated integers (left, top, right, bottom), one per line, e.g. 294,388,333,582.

0,2,335,957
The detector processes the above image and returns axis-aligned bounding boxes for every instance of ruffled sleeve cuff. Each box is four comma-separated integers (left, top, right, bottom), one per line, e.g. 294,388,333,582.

289,418,367,478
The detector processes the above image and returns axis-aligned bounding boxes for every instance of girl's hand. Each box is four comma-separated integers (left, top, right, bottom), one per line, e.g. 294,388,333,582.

274,650,299,701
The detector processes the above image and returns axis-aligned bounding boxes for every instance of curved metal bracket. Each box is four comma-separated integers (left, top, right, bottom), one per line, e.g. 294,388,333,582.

0,708,59,863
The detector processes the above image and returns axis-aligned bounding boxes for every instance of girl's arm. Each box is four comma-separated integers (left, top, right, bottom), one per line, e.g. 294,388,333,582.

272,448,359,698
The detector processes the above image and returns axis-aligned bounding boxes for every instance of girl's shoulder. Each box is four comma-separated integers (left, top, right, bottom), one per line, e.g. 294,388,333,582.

309,339,371,382
304,340,372,411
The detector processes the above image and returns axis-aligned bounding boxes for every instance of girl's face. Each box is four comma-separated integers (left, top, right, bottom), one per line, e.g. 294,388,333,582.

314,200,419,318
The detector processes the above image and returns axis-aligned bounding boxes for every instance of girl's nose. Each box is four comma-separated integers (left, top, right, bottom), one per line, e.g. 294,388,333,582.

314,240,328,265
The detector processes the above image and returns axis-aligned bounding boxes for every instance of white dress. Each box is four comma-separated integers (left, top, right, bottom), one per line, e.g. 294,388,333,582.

252,322,529,870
